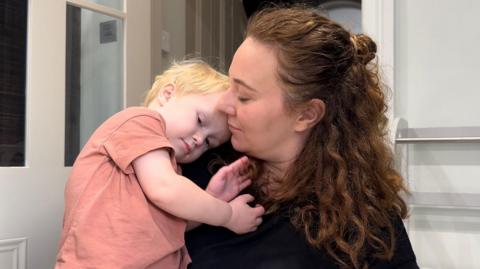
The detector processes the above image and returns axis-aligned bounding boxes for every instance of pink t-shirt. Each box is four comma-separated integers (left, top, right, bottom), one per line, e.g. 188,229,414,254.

56,107,190,269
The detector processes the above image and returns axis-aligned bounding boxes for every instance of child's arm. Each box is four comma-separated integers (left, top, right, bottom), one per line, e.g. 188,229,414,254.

133,149,264,233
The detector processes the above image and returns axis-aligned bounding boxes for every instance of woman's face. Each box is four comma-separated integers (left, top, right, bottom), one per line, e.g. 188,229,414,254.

218,37,305,163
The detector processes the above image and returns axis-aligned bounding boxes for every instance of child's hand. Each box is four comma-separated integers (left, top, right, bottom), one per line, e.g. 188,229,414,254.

206,156,251,202
223,194,264,234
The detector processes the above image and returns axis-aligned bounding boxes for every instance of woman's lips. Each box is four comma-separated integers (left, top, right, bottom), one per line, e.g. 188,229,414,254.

228,123,241,132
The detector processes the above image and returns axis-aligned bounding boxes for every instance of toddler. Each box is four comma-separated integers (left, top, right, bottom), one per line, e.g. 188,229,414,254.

55,60,264,269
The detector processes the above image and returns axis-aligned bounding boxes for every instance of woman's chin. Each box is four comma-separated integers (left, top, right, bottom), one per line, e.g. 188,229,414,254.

231,138,245,152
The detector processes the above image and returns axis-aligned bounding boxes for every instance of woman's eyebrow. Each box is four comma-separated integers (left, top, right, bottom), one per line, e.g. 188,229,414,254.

232,78,258,92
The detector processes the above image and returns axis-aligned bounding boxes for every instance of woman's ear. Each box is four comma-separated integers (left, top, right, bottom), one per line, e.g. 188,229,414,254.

294,99,325,132
156,83,176,105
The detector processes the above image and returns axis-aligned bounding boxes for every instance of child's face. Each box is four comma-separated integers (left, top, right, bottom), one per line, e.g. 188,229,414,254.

158,91,231,163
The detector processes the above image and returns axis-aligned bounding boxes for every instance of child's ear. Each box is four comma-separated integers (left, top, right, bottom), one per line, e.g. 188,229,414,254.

294,99,325,132
156,83,176,105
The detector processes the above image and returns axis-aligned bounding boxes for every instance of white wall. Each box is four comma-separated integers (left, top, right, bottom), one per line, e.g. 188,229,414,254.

394,1,480,268
158,0,187,74
394,0,480,128
150,0,192,81
151,0,163,83
151,0,247,79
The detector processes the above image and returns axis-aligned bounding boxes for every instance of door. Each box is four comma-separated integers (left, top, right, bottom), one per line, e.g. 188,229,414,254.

364,0,480,268
0,0,151,268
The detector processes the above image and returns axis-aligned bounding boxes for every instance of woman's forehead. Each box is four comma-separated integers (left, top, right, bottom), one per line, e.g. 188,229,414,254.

230,38,281,92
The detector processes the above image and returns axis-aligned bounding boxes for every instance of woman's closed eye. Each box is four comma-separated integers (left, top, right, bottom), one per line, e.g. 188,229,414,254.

232,85,251,103
237,96,250,103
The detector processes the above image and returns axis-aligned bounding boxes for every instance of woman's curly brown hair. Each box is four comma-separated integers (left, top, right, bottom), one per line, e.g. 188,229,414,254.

245,6,409,269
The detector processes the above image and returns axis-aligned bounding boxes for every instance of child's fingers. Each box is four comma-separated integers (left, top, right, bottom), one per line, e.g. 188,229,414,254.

229,156,247,166
239,157,250,175
254,204,265,215
236,173,250,181
236,193,254,203
215,165,230,177
228,156,249,171
239,179,252,190
238,155,249,164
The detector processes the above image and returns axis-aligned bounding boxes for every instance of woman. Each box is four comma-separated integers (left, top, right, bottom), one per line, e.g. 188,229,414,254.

184,6,418,269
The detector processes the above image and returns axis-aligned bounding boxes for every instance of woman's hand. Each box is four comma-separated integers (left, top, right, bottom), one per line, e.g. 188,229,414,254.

206,156,251,202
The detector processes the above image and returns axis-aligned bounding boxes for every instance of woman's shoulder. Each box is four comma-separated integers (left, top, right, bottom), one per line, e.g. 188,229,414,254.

369,215,419,269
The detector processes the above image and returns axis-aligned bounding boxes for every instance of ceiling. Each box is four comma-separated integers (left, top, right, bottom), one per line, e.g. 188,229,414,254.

242,0,361,18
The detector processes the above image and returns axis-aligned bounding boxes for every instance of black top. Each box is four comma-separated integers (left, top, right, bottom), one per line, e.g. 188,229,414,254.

182,143,419,269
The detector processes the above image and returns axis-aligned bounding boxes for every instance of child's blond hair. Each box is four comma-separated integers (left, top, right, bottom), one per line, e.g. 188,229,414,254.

143,59,230,106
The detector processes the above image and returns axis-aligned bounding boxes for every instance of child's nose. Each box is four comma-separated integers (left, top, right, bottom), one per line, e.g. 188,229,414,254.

192,132,206,145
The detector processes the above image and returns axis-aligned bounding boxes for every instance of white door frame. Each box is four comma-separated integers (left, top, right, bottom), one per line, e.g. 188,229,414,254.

362,0,395,122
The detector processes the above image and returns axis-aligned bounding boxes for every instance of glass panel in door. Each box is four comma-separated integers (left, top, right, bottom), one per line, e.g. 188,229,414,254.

65,4,124,166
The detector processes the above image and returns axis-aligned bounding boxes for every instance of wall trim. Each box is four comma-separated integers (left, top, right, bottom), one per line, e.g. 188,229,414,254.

0,237,27,269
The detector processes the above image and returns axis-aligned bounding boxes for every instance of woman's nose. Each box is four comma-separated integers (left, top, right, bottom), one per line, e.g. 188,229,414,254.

218,88,236,116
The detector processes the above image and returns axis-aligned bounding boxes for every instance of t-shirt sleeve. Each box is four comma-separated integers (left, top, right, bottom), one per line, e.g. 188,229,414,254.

103,114,173,174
